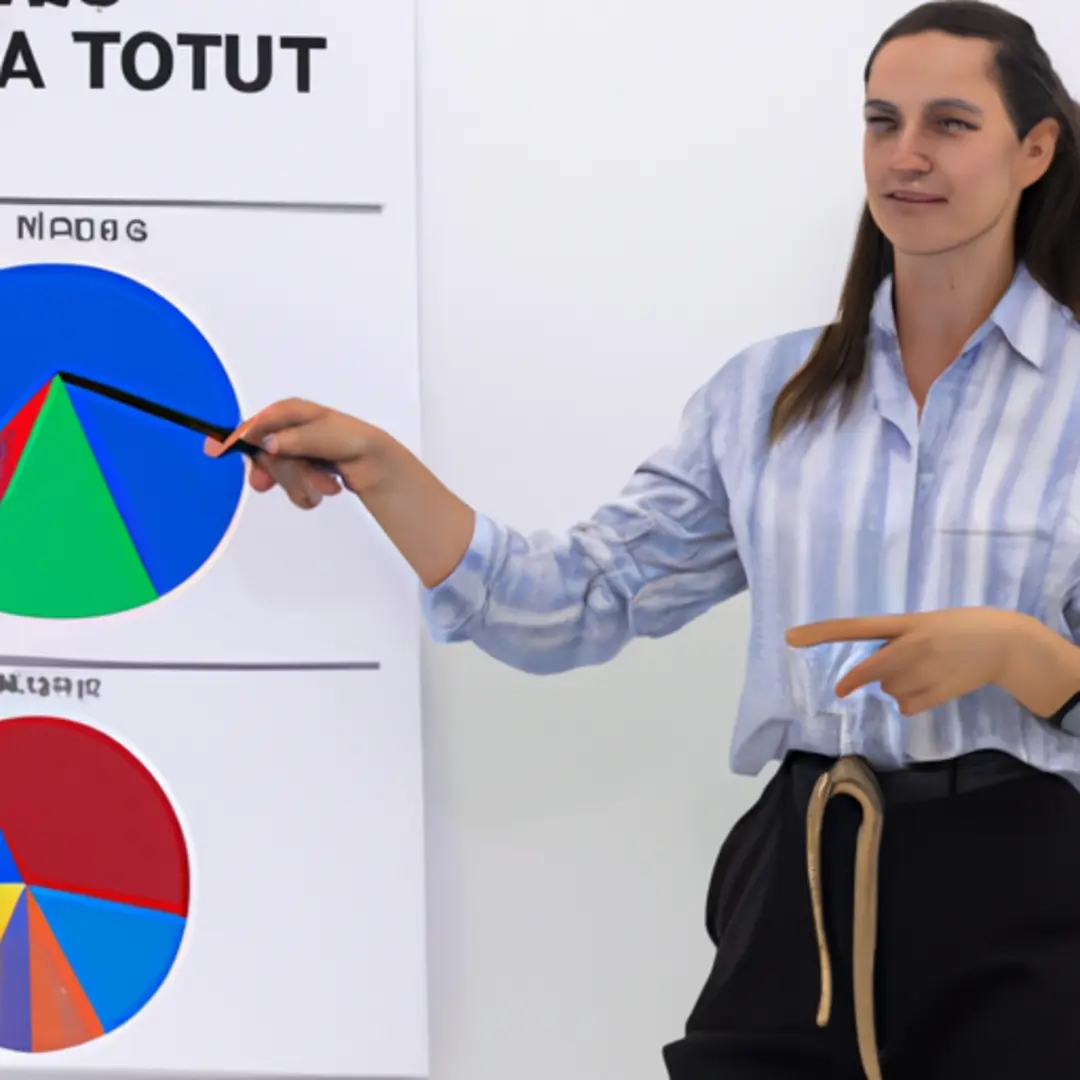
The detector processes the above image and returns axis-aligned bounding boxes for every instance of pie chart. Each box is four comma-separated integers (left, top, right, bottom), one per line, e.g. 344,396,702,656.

0,714,189,1052
0,262,246,619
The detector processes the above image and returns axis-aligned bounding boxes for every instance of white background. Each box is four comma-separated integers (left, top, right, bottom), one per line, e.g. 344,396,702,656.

0,1,428,1077
413,2,1078,1080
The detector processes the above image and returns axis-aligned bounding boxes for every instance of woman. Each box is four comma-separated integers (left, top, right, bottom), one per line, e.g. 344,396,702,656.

211,2,1080,1077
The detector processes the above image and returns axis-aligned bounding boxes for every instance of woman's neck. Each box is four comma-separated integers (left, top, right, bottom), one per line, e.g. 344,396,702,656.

891,234,1017,405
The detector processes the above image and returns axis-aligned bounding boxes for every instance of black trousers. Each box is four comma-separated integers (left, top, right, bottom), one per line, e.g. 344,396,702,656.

662,750,1080,1079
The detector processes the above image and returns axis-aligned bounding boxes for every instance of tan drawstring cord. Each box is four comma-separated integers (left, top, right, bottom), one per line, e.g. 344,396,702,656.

805,756,886,1080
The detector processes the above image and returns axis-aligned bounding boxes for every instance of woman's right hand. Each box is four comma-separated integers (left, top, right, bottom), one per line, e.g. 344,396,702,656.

207,395,476,586
204,397,391,509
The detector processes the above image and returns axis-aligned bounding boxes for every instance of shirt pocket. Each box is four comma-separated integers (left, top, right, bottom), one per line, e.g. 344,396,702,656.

929,493,1060,614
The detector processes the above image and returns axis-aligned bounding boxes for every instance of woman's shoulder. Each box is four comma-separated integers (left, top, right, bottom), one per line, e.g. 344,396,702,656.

698,323,827,413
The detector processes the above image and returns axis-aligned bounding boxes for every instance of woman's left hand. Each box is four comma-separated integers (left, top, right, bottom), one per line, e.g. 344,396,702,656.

785,607,1076,717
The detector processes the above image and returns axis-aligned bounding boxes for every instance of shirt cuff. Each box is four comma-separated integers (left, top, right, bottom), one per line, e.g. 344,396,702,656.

419,510,502,641
1057,695,1080,737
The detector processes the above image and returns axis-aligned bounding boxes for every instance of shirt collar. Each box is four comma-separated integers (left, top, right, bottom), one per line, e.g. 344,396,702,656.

869,260,1068,370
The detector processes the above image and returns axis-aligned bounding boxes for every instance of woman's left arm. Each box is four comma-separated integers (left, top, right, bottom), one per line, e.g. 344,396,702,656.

999,612,1080,727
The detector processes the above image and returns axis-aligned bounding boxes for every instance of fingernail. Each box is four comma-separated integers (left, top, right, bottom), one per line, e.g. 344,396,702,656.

217,424,250,455
262,435,278,453
304,480,322,507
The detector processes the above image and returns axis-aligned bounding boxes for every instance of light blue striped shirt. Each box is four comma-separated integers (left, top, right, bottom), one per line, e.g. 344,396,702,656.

421,262,1080,782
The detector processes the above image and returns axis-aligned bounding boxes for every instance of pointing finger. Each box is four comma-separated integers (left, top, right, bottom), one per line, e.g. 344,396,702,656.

785,615,913,648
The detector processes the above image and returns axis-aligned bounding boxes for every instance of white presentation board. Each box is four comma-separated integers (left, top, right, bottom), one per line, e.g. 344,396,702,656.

0,1,427,1076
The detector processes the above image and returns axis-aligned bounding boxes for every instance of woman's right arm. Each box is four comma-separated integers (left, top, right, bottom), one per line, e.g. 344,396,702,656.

214,377,747,674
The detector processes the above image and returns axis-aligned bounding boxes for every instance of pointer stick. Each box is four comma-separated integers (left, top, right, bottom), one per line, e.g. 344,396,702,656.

57,371,337,473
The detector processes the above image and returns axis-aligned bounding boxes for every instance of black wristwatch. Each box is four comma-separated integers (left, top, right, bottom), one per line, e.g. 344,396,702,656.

1045,689,1080,735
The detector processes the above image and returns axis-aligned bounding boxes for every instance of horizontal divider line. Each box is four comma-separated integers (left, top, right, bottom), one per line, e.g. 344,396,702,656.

0,195,384,215
0,656,380,672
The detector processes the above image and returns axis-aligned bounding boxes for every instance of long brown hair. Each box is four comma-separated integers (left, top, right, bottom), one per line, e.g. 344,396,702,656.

768,0,1080,443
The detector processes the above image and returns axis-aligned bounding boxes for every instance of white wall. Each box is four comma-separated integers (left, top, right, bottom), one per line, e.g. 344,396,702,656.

414,1,1076,1078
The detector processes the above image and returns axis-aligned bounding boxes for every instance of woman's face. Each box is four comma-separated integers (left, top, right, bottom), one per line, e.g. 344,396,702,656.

862,30,1056,259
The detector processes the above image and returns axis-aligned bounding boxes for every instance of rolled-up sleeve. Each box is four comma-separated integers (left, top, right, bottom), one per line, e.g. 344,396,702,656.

419,375,747,674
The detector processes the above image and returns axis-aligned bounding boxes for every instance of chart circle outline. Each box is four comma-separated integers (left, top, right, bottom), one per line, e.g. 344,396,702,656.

0,261,246,621
0,712,191,1053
